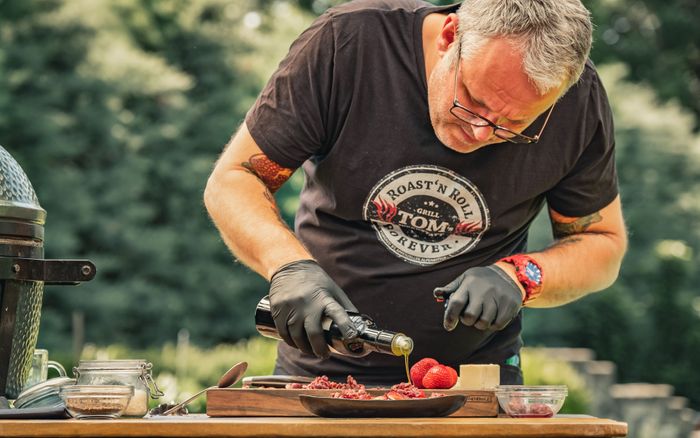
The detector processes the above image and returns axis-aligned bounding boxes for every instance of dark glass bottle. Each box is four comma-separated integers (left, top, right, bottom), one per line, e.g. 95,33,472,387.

255,296,414,358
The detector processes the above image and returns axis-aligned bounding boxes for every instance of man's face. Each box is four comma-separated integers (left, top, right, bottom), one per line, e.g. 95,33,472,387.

428,37,563,154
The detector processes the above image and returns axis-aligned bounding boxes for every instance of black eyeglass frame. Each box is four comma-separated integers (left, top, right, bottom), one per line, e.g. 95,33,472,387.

449,42,555,144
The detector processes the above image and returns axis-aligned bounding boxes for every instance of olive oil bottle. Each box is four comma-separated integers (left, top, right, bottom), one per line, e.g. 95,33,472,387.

255,295,414,359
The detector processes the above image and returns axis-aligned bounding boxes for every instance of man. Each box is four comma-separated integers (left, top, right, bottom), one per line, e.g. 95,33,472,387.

204,0,627,385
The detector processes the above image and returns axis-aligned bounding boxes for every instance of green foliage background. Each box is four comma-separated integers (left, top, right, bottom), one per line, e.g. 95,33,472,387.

1,0,699,410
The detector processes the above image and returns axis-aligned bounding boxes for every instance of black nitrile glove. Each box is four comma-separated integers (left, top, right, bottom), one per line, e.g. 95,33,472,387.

435,265,523,332
269,259,359,358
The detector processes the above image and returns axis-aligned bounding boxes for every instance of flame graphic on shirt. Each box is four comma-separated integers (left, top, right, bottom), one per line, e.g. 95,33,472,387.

370,197,483,237
453,220,483,238
372,197,398,223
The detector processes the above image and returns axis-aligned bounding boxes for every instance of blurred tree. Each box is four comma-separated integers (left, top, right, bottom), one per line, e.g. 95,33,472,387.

587,0,700,129
0,0,313,350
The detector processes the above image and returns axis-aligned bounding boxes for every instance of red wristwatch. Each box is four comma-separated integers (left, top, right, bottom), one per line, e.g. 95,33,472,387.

499,255,543,304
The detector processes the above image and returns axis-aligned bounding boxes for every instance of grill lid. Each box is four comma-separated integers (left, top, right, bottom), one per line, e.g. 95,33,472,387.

0,146,45,242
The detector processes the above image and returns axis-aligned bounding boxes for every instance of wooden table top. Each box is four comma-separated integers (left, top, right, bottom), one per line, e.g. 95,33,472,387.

0,414,627,437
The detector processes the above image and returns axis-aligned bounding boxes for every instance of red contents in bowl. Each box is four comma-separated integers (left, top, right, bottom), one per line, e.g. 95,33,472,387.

287,375,365,390
287,375,450,400
506,398,555,418
328,379,446,400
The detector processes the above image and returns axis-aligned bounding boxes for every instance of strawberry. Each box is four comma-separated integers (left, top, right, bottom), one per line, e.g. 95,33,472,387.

422,365,455,389
446,365,458,387
410,358,439,389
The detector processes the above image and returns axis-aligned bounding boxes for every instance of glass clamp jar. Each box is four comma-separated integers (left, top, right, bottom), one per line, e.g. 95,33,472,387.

73,359,163,417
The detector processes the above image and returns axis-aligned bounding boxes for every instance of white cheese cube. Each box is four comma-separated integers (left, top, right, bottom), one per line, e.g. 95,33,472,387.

458,364,500,390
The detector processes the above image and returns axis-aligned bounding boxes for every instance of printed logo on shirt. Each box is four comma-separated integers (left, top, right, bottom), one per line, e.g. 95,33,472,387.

362,165,490,266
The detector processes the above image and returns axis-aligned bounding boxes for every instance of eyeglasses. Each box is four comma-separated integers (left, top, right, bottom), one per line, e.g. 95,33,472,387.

450,43,555,144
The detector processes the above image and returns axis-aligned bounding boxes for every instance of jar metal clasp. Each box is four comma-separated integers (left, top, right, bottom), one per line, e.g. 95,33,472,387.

140,362,164,398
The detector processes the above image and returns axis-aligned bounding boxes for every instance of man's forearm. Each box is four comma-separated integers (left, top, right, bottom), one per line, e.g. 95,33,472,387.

206,175,311,279
496,199,627,308
526,230,626,307
204,128,312,280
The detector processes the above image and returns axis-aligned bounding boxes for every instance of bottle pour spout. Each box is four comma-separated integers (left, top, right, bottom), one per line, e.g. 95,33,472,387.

391,334,414,356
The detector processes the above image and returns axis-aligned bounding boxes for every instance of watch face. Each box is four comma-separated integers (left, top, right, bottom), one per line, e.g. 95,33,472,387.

524,262,542,285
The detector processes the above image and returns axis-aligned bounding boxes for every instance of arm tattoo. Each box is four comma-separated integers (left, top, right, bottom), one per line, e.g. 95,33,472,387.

552,212,602,239
242,154,293,193
548,235,583,250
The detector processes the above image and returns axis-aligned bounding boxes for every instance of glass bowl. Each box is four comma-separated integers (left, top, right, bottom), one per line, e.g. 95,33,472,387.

59,385,134,419
494,385,568,418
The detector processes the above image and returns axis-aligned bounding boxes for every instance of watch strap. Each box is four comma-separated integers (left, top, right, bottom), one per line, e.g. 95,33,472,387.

499,255,543,304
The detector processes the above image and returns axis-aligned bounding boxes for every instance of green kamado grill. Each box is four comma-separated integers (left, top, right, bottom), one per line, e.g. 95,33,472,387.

0,145,96,399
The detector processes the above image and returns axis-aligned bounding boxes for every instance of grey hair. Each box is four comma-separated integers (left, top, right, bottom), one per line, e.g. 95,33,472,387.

456,0,593,95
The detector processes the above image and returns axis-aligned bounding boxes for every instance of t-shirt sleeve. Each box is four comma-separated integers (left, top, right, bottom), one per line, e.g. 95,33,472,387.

545,70,619,217
245,13,336,169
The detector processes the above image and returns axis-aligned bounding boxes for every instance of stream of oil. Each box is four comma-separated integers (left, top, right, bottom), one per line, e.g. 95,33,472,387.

404,352,411,384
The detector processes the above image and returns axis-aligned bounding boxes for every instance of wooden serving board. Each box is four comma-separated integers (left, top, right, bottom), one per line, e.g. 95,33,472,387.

206,388,498,417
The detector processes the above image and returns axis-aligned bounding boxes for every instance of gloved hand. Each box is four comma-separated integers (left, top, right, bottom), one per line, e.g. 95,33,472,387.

435,265,524,332
269,259,359,358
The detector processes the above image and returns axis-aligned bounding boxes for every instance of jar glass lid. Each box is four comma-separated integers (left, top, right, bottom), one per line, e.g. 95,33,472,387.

14,377,76,408
76,359,149,371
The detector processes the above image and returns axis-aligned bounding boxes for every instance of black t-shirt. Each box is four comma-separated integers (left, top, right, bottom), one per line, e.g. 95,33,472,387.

246,0,618,385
